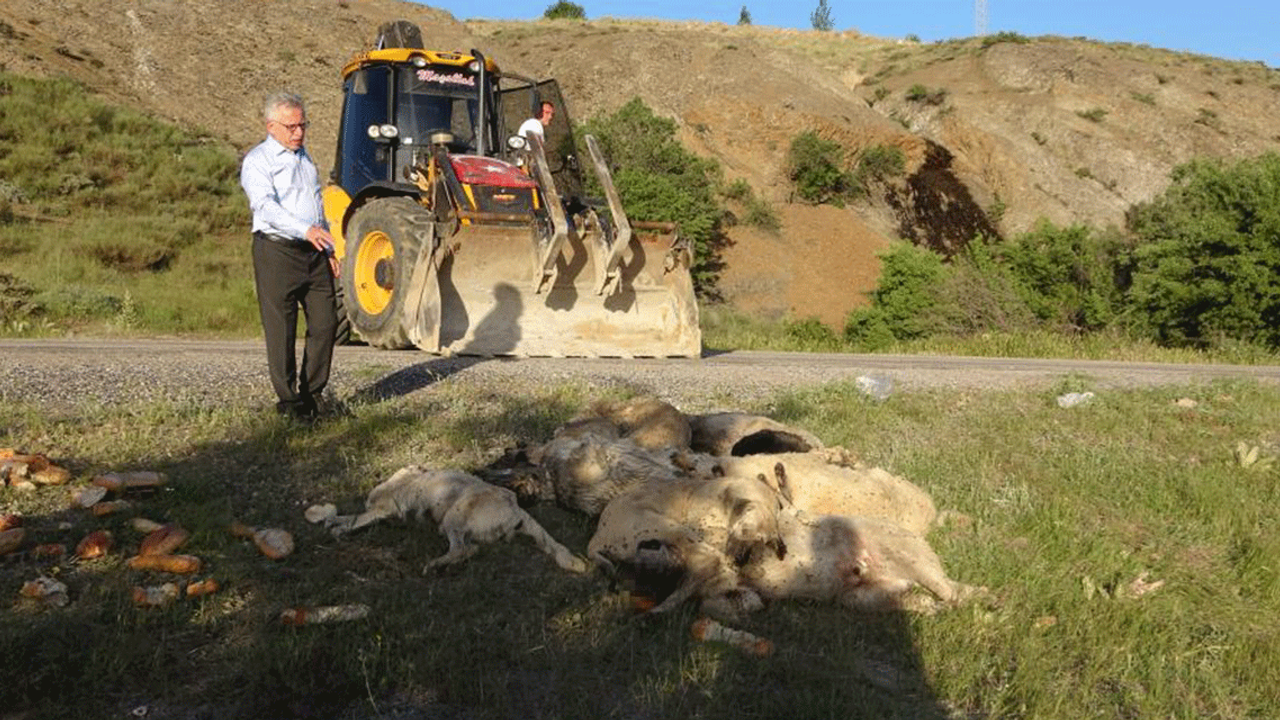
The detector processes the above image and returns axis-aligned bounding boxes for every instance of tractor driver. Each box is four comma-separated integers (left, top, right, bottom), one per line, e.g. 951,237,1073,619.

239,92,340,422
519,101,555,142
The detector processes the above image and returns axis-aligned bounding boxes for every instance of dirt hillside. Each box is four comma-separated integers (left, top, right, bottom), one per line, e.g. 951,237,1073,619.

3,1,1278,327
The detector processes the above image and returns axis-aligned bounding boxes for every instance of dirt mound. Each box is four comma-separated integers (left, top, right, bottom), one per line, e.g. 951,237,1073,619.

3,2,1278,327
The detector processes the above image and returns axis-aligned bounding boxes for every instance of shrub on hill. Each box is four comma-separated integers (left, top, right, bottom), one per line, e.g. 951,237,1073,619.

1126,153,1280,348
845,153,1280,353
579,98,727,295
787,131,850,205
543,1,586,20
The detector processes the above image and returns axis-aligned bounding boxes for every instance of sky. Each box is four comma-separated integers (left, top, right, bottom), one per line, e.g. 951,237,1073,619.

415,0,1277,68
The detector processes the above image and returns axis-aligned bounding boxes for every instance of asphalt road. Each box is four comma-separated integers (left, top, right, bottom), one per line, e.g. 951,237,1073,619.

3,338,1279,411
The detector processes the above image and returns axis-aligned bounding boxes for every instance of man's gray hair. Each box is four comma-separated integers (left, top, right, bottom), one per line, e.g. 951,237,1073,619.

264,92,306,121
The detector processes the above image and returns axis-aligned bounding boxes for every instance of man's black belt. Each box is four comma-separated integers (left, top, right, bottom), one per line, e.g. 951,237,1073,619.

254,230,309,245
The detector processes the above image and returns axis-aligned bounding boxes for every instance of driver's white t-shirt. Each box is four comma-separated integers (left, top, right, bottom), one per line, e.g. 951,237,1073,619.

519,117,545,140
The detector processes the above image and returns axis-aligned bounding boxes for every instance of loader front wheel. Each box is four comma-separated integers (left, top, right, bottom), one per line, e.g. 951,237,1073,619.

341,197,430,349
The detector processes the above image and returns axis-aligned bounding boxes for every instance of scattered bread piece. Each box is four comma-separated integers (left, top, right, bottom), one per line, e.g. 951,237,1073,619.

0,527,26,555
184,579,219,598
127,554,202,574
280,604,370,625
130,517,164,533
139,525,190,557
91,500,132,516
231,522,295,559
21,576,70,607
132,583,180,607
70,485,109,509
75,530,114,560
304,503,338,525
32,543,67,559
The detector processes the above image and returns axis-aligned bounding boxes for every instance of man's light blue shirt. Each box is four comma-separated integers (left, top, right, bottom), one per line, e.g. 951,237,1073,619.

240,134,326,240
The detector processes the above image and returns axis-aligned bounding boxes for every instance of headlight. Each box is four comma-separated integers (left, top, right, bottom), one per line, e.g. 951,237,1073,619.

507,135,527,150
379,124,399,139
412,55,427,68
467,60,481,72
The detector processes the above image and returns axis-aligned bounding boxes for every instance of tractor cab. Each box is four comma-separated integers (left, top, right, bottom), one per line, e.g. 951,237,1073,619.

332,46,582,215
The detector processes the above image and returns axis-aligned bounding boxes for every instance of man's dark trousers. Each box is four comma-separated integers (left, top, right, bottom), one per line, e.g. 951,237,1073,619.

252,233,338,418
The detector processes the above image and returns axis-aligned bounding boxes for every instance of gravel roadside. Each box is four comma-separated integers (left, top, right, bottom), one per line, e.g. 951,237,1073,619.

3,339,1280,412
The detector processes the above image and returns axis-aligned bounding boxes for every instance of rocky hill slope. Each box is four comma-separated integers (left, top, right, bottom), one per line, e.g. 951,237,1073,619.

3,0,1278,327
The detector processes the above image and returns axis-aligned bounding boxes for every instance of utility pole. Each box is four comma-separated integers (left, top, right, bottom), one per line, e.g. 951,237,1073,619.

975,0,988,35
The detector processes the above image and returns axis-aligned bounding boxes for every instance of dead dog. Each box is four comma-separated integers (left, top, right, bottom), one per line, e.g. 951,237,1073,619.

740,508,987,613
328,466,588,574
717,454,939,536
587,473,786,614
576,395,692,451
688,412,825,456
530,431,720,515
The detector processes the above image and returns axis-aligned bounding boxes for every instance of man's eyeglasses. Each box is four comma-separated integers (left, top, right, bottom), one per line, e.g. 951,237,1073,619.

273,120,309,132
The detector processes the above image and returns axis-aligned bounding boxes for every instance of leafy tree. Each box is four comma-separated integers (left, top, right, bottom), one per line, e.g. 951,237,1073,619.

810,0,834,31
738,6,752,25
580,98,727,295
543,1,586,20
787,131,848,204
1126,153,1280,348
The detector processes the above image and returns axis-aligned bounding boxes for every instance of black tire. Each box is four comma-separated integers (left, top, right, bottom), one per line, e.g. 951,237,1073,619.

341,196,432,349
332,284,354,346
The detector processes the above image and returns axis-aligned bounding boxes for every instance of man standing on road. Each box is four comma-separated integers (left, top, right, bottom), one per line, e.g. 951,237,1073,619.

239,92,340,421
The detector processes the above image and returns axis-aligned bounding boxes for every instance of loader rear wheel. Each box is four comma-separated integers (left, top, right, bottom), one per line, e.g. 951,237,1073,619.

341,197,430,349
333,284,353,345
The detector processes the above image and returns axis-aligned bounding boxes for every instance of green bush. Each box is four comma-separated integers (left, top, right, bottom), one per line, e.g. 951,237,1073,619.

844,243,945,342
543,1,586,19
1076,108,1108,122
580,98,726,295
999,221,1127,331
740,197,781,232
922,239,1037,335
787,131,849,205
905,84,947,105
842,306,897,350
852,144,906,187
1126,153,1280,348
980,31,1030,49
785,317,839,349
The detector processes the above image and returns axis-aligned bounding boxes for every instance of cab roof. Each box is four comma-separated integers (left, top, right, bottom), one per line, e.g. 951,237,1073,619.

340,48,501,80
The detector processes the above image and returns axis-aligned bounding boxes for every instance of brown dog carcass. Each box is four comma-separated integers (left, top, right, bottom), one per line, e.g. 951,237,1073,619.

575,396,692,451
587,473,787,614
328,466,588,574
529,431,718,515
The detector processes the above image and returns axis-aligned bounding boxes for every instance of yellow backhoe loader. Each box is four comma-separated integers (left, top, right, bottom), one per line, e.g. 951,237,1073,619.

322,21,701,357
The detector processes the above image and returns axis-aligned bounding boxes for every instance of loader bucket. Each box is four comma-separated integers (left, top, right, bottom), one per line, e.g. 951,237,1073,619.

424,221,701,357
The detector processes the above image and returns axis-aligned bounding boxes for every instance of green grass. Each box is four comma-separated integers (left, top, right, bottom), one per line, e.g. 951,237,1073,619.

2,374,1278,718
701,306,1280,365
0,72,256,337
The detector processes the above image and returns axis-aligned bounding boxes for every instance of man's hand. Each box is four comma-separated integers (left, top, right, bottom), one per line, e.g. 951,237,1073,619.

306,225,341,278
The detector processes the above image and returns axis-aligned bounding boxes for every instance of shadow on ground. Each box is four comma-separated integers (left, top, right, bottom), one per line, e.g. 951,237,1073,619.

0,365,956,720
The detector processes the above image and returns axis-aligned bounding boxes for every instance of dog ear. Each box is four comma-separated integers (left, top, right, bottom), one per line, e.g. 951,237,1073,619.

773,462,794,505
